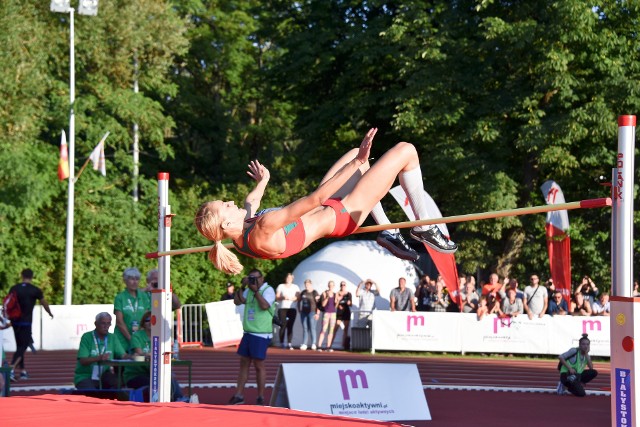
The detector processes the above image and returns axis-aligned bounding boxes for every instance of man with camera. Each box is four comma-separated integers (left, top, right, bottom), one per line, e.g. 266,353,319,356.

228,268,276,406
575,275,599,307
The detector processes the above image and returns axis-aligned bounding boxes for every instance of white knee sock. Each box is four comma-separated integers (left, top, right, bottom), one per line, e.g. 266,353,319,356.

399,166,434,232
370,202,399,235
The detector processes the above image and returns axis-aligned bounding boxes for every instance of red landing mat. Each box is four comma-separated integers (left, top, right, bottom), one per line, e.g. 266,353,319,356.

1,394,403,427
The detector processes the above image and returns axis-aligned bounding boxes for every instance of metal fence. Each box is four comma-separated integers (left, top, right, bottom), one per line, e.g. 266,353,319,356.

178,304,205,348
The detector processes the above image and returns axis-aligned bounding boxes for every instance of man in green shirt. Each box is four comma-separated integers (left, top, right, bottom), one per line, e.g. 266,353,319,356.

114,267,151,353
227,269,276,406
74,312,128,389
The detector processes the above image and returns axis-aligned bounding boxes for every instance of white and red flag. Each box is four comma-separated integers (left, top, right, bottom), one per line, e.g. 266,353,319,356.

389,186,461,308
540,180,571,305
88,132,108,176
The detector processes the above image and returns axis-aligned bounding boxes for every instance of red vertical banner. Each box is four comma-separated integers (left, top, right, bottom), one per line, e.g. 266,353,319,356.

545,224,572,305
389,186,461,307
541,181,572,306
424,246,460,307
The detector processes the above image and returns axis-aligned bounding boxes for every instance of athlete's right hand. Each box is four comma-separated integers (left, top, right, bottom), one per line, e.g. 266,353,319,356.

356,128,377,164
247,159,270,182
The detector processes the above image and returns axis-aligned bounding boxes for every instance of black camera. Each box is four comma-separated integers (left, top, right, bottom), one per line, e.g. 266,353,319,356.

247,276,258,286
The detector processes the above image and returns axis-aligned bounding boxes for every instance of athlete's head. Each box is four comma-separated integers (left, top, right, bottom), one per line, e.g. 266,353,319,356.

195,201,244,275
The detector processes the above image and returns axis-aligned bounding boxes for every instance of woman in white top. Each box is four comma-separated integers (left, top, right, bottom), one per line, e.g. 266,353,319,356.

275,273,300,349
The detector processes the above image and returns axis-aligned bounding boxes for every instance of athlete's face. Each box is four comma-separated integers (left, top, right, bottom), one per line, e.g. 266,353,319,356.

213,200,245,224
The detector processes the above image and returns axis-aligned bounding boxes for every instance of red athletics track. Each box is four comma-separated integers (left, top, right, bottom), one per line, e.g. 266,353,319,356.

4,347,611,427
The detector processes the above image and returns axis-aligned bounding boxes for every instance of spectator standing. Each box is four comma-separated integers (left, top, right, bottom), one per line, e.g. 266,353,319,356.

576,276,599,306
390,277,416,312
74,312,127,389
476,296,489,320
221,283,235,301
228,269,275,405
297,279,319,350
335,281,353,350
144,269,181,311
275,273,300,349
114,268,151,354
570,292,592,316
557,334,598,397
499,278,525,301
547,291,569,316
9,269,53,382
458,274,467,295
317,281,339,351
460,280,479,313
431,277,450,312
501,288,523,317
592,293,610,316
545,278,556,297
482,273,502,296
524,274,548,320
466,275,477,292
415,276,434,312
356,279,379,326
486,293,503,317
633,281,640,297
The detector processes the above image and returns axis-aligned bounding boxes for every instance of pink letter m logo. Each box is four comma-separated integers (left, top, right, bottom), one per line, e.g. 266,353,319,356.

339,369,369,399
582,320,601,334
407,315,425,332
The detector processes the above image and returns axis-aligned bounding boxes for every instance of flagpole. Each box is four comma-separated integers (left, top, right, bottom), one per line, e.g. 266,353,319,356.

63,7,76,305
75,154,91,182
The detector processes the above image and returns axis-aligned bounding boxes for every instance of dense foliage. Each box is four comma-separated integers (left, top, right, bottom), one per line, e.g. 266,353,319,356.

1,0,638,304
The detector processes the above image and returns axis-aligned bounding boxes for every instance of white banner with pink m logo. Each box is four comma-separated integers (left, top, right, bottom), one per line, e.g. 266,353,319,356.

370,311,610,356
271,363,430,421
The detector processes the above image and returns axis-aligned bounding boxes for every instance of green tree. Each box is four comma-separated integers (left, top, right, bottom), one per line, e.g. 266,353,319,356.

0,0,189,303
387,0,640,286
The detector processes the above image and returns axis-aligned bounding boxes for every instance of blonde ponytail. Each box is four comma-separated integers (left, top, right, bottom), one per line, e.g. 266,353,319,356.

210,240,244,275
195,201,244,275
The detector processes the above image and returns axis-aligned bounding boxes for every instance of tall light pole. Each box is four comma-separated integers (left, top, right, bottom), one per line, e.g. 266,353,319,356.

133,52,140,202
50,0,99,305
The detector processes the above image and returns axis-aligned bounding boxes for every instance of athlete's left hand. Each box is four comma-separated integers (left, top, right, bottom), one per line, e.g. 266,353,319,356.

247,159,270,182
356,128,377,164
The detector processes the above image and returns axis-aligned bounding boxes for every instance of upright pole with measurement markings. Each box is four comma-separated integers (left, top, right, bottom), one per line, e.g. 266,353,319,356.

610,115,637,427
151,172,174,402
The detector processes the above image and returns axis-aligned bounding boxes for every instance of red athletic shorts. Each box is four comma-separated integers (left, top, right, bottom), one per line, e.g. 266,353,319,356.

322,198,358,238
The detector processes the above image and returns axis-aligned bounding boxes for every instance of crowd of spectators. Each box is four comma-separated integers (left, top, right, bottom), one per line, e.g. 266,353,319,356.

407,272,612,320
245,269,618,353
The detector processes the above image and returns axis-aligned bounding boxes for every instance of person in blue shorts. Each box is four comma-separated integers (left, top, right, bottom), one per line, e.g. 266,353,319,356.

227,268,276,406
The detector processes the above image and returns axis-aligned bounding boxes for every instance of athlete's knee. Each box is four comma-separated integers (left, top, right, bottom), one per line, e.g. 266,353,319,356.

392,141,418,158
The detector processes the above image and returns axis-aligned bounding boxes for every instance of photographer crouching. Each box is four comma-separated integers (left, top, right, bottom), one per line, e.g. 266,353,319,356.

557,334,598,397
228,268,276,406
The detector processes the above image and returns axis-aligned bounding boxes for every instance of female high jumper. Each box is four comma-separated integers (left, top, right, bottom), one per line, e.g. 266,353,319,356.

195,128,457,274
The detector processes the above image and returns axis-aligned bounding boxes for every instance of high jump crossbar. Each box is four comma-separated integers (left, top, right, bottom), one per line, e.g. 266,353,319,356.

145,197,611,259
